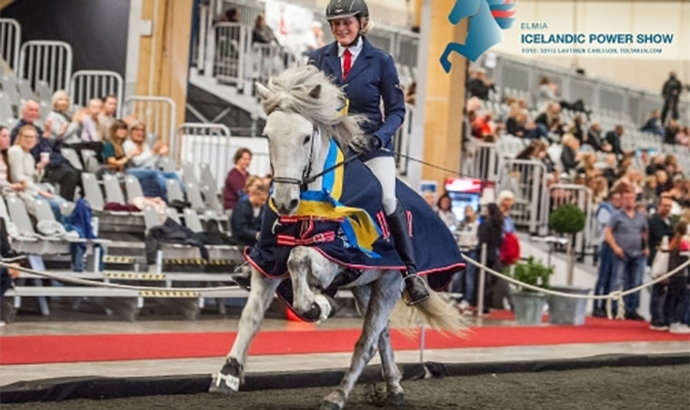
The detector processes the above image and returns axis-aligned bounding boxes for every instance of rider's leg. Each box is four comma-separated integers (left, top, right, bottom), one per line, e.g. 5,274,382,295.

364,156,429,305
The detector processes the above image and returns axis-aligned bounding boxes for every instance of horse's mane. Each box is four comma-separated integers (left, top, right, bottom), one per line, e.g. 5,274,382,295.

259,65,367,152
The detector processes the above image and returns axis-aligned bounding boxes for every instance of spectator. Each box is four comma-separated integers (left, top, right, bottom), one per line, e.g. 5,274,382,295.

98,95,118,133
593,191,622,317
648,195,674,329
666,221,690,333
80,98,104,143
0,126,34,212
471,112,495,140
601,154,618,188
661,71,682,123
646,154,665,176
453,205,479,311
436,193,458,229
664,119,680,145
252,14,278,45
220,8,239,23
8,125,67,218
230,183,268,247
45,90,85,144
477,203,504,312
223,147,252,212
605,185,649,321
640,110,665,137
656,169,672,195
568,115,585,143
305,21,325,51
584,122,609,152
676,126,690,147
102,120,133,173
538,76,590,116
560,133,582,174
642,175,659,205
534,102,565,141
10,100,80,201
422,190,437,210
0,218,21,328
605,125,625,158
467,68,495,101
123,121,183,201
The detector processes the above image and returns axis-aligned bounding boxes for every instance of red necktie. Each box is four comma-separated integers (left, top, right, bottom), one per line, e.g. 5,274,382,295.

342,49,351,80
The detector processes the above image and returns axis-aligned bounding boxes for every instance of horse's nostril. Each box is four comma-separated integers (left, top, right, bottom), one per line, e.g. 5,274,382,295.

289,199,299,210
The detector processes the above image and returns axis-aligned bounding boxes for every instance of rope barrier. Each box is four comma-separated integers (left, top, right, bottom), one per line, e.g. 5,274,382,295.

460,252,690,320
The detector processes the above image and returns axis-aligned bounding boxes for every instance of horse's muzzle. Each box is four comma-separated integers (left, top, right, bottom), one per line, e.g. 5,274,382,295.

271,197,300,215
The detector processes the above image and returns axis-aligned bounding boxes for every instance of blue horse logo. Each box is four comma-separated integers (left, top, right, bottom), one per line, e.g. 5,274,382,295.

440,0,516,73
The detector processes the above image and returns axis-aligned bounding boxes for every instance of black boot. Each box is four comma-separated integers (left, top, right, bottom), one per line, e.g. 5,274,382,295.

386,202,430,306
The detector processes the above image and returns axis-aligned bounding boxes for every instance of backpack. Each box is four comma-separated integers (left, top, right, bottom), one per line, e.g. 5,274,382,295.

500,232,520,266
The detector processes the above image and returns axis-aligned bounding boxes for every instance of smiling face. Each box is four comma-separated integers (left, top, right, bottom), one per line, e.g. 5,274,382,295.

330,16,360,46
262,110,321,215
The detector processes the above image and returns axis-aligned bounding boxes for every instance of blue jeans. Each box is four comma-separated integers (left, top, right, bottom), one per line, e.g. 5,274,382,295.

650,283,670,326
612,254,646,315
593,242,615,312
126,168,185,201
451,249,477,304
37,195,67,222
526,123,549,140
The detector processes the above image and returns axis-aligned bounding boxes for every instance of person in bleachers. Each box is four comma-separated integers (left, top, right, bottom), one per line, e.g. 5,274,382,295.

534,102,565,142
560,134,582,174
584,122,610,152
604,125,625,158
102,120,133,173
98,94,119,135
640,110,665,137
8,125,67,218
123,121,183,201
45,91,85,144
252,14,279,45
230,182,268,247
0,126,34,212
10,100,80,201
655,169,673,196
568,115,585,144
676,126,690,147
664,119,680,145
645,154,665,176
80,98,104,143
470,111,495,140
538,76,590,117
436,193,458,230
223,147,252,213
467,68,495,101
661,71,682,123
642,175,659,205
220,8,240,23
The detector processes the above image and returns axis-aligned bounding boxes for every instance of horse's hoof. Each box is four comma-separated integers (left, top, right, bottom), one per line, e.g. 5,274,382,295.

388,392,405,407
208,358,242,395
319,401,341,410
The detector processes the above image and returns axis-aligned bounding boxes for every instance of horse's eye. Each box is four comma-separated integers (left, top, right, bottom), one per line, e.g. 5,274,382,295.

303,135,311,145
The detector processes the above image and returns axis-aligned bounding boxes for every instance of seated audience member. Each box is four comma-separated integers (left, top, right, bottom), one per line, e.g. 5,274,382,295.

10,100,80,200
584,122,610,152
605,125,625,158
80,98,104,143
534,102,564,140
46,90,85,144
8,125,67,218
664,120,680,146
102,120,133,173
569,115,585,143
646,155,665,176
123,121,183,201
640,110,665,137
436,193,458,230
0,126,34,211
471,112,495,140
538,76,590,116
230,183,269,247
676,126,690,147
98,94,118,135
467,68,495,101
223,147,252,212
560,134,582,174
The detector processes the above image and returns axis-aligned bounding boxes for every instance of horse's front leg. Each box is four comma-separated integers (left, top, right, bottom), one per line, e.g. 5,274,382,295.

321,272,401,410
209,267,280,395
351,284,404,406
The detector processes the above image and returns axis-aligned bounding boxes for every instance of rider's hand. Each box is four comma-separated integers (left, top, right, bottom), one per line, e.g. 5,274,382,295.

366,136,382,153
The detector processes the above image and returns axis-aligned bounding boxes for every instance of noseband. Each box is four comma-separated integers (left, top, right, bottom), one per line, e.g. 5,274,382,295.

271,125,319,193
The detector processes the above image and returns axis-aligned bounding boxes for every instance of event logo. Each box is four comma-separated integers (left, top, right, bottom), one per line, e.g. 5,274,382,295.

440,0,516,73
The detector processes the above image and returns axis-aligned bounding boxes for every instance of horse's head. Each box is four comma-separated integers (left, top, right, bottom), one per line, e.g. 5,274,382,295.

255,65,367,216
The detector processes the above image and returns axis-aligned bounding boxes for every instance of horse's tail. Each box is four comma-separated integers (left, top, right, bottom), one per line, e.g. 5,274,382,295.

388,288,469,339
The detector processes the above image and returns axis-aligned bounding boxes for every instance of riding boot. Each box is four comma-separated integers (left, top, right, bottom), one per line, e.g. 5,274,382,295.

385,202,430,306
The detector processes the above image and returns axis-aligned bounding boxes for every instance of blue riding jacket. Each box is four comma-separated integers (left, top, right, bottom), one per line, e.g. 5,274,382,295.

307,37,406,162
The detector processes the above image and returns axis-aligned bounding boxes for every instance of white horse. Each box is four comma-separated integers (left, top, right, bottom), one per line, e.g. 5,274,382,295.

210,65,465,410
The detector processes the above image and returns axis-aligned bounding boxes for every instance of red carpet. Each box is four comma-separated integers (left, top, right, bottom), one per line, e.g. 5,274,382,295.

1,313,688,365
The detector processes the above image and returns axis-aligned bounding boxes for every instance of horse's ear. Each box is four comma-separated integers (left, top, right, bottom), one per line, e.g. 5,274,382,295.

255,83,271,100
309,84,321,99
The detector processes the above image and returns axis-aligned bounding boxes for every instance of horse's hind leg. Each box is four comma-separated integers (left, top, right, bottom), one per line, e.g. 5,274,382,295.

209,267,280,395
351,286,404,405
321,273,401,410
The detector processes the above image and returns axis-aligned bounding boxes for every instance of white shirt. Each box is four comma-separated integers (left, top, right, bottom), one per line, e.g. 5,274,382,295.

337,37,363,74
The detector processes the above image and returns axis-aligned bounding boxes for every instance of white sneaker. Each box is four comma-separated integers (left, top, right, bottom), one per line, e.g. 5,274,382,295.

0,321,6,328
457,300,470,311
669,323,690,334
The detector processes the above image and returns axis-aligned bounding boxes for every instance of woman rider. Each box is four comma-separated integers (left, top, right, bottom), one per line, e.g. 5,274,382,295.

307,0,429,305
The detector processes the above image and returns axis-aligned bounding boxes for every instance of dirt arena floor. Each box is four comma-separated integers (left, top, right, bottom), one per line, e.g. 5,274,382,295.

5,365,689,410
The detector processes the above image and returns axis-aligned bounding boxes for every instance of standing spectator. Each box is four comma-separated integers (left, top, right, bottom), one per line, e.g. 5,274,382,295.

648,195,674,329
593,191,621,317
477,203,504,313
661,71,682,123
230,183,268,247
252,14,278,45
605,185,649,321
666,221,690,333
453,205,479,311
10,100,80,201
223,147,252,213
467,68,495,101
436,193,458,230
605,125,625,158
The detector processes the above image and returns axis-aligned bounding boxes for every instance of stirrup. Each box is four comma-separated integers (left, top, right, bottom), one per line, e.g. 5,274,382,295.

231,271,251,291
401,275,430,306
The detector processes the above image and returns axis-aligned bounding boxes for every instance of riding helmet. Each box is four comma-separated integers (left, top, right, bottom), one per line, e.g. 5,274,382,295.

325,0,369,20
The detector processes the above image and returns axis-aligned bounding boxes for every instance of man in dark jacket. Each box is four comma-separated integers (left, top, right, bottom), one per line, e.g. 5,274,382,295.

661,71,682,123
605,125,625,158
231,183,268,247
648,195,674,329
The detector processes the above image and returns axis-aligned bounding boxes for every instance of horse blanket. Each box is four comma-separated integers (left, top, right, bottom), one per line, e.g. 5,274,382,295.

245,141,465,319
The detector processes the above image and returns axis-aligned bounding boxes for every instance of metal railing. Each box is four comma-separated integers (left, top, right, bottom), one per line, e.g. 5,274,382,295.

393,105,415,176
174,123,232,190
248,43,297,87
0,18,21,73
467,142,500,182
70,70,124,118
497,159,549,236
213,22,250,88
123,96,176,145
547,184,594,258
18,40,72,92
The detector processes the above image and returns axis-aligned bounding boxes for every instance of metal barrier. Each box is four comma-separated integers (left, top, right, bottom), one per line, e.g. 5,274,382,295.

247,43,296,87
393,105,414,176
69,70,124,117
18,40,72,92
467,142,500,182
123,96,176,145
213,22,249,88
0,18,21,73
175,123,232,190
497,159,549,235
547,184,594,258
